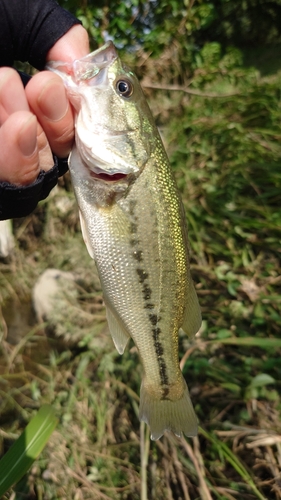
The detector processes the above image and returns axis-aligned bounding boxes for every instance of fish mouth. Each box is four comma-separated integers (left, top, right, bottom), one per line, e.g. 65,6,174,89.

89,170,128,182
77,134,141,182
73,42,118,82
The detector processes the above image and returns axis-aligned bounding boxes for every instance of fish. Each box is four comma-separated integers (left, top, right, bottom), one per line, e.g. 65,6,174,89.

48,42,201,440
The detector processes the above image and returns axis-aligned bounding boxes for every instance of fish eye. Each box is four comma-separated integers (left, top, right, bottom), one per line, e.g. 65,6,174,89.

116,79,133,98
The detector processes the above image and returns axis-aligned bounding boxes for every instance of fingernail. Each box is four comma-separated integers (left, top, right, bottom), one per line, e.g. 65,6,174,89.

38,79,68,121
18,115,37,156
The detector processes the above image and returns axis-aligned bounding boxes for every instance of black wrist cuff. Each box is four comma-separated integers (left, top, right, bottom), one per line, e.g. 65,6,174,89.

0,155,68,220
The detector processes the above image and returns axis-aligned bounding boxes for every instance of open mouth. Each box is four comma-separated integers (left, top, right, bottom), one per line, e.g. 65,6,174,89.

90,171,128,182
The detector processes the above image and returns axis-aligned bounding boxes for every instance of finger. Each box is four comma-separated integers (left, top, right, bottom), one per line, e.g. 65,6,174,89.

0,111,40,185
0,67,54,178
25,71,74,158
46,24,90,62
0,67,29,124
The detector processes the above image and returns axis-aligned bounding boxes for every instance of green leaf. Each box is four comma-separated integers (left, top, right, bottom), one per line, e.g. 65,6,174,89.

250,373,275,388
221,382,241,394
216,329,232,339
212,337,281,348
0,405,57,497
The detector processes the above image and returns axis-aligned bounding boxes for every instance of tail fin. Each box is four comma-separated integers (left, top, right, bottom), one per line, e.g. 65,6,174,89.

139,377,198,440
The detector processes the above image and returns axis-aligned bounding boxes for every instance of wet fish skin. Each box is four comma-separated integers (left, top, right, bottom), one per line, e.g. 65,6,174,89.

48,42,201,440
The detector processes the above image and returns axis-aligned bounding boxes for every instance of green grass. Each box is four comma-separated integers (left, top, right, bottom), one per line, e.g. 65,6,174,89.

0,405,57,497
1,49,281,499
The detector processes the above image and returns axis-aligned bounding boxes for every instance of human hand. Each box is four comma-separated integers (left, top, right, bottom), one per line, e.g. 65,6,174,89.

0,24,89,186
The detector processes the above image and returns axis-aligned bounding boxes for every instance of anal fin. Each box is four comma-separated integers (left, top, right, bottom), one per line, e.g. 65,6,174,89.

106,306,130,354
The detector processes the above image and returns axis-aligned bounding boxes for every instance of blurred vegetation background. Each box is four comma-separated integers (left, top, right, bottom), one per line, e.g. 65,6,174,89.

0,0,281,498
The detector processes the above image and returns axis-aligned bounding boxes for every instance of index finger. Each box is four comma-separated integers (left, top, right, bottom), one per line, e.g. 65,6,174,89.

0,68,29,124
25,71,75,158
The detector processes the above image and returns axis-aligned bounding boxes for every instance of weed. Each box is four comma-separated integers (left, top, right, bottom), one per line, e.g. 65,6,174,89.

1,41,281,500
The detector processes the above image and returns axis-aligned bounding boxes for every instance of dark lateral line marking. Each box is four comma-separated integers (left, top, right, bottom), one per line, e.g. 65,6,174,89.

136,267,152,302
149,313,158,326
142,284,152,301
129,209,170,400
152,327,163,357
130,222,138,233
132,250,143,262
144,302,154,309
159,358,169,386
154,340,164,356
130,238,140,247
151,322,169,393
136,268,149,283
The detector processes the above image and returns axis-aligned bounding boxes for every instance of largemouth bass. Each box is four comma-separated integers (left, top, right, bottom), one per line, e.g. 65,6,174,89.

48,42,201,440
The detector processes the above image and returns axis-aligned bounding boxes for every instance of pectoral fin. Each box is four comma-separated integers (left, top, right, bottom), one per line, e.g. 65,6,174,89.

106,306,130,354
181,278,202,338
79,210,95,259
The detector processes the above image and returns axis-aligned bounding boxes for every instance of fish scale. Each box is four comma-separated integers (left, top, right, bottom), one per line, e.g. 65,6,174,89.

48,41,202,440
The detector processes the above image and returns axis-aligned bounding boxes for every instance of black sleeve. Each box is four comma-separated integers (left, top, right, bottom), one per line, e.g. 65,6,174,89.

0,0,81,70
0,156,69,220
0,0,79,220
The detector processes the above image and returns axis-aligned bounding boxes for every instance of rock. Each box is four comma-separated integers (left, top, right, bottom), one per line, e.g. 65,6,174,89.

0,220,15,259
32,268,76,323
32,268,106,346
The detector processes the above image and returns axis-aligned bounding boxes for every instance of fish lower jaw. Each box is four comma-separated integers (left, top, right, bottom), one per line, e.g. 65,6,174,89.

77,144,133,183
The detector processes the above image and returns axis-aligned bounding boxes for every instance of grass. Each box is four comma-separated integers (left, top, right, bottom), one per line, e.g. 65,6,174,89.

0,405,57,497
0,49,281,498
